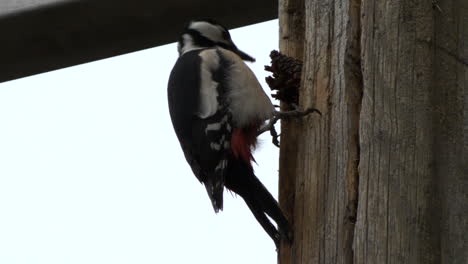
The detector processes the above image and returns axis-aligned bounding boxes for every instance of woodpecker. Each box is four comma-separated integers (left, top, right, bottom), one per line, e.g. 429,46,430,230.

167,19,290,247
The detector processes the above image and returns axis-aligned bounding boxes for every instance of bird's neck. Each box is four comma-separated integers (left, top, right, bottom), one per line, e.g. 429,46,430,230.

178,34,207,55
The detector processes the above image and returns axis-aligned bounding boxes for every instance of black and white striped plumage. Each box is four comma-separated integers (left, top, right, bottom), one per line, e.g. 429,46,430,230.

167,19,290,247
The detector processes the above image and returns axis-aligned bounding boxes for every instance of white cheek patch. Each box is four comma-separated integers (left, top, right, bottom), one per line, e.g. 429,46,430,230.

189,21,230,45
197,49,221,118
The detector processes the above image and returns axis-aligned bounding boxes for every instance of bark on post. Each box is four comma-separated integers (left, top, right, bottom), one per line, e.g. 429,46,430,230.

355,0,467,263
278,0,362,263
277,0,305,262
277,0,467,263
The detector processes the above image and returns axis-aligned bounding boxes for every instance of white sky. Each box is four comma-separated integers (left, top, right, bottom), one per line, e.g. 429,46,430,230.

0,19,280,264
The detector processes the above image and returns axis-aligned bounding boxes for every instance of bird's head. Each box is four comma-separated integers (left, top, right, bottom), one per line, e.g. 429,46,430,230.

177,19,255,62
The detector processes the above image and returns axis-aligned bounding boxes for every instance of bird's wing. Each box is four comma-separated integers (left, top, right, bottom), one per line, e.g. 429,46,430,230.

167,49,232,212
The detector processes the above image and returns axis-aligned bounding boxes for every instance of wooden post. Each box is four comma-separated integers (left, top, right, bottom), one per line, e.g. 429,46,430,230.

354,0,467,263
277,0,305,262
277,0,467,263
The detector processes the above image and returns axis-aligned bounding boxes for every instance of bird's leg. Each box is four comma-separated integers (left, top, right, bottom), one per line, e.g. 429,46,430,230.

274,105,322,120
258,106,321,147
257,115,281,147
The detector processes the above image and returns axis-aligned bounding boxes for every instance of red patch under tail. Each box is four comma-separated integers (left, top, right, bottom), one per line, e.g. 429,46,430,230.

231,124,260,165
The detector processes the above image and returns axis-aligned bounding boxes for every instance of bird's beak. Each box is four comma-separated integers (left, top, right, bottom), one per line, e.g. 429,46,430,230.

233,47,256,62
228,41,255,62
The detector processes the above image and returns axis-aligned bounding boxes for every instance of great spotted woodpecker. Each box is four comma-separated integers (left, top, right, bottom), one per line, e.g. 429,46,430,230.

167,19,290,247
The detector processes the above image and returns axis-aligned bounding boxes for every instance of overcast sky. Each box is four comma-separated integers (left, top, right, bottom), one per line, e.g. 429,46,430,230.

0,19,280,264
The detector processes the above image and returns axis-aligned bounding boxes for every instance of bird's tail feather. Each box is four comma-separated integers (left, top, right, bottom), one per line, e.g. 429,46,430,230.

204,178,224,213
225,159,291,247
205,158,229,213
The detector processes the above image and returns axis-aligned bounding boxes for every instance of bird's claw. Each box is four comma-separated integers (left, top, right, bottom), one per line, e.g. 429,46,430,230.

273,107,322,119
257,107,321,147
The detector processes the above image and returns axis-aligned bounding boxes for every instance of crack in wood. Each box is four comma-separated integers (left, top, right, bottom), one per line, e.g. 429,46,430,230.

344,0,363,263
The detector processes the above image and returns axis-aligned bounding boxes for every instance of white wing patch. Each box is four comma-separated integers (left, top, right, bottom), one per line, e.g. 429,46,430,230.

197,49,220,118
205,122,221,132
205,115,230,134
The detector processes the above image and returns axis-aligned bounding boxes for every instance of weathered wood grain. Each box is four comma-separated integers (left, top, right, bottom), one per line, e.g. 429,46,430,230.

355,0,467,263
278,0,305,263
278,0,362,263
278,0,467,263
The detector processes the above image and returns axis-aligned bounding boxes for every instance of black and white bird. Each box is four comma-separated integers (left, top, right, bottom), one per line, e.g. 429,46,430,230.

167,19,290,247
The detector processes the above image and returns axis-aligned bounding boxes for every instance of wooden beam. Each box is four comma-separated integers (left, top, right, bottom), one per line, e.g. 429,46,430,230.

0,0,277,83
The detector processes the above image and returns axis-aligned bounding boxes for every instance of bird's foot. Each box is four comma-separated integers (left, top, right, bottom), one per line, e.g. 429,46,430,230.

274,106,321,120
273,228,293,251
258,106,321,147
